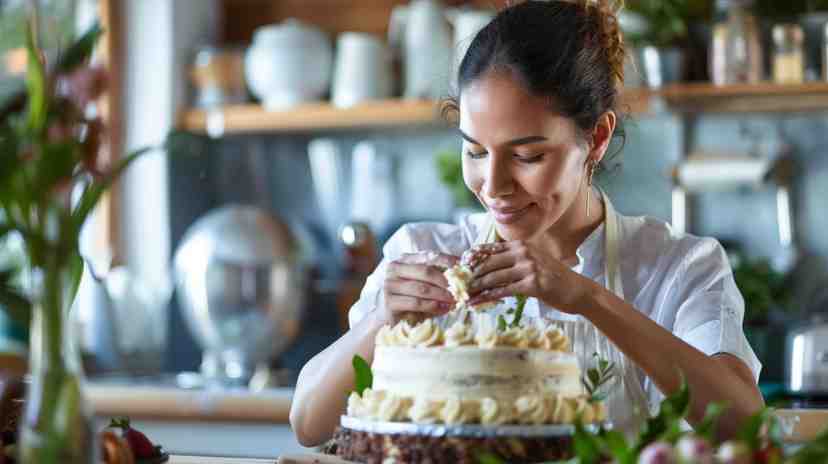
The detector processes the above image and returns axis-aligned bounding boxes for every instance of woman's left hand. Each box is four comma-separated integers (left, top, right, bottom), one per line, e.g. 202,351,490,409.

467,241,598,314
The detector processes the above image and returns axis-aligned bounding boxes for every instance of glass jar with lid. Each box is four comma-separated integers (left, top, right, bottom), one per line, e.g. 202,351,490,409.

710,0,764,85
773,24,805,84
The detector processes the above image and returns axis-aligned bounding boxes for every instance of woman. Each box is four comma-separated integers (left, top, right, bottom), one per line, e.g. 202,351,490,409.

290,0,763,446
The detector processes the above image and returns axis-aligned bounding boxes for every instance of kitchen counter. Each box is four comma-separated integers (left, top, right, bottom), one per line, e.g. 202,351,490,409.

88,383,292,423
88,383,309,457
776,409,828,444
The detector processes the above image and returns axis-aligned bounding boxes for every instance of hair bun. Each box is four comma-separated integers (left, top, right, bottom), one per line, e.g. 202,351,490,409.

575,0,626,87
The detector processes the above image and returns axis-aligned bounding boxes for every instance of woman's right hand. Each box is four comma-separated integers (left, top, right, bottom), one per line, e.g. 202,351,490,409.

379,251,459,325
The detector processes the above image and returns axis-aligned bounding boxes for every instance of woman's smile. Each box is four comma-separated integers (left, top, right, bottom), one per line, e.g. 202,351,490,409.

488,203,535,224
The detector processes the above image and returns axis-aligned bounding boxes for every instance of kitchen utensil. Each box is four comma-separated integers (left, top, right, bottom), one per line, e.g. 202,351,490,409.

74,264,172,376
308,138,348,239
710,0,763,85
446,8,494,92
349,140,395,235
389,0,453,99
787,290,828,395
447,9,493,60
104,266,173,376
189,45,247,108
244,19,333,110
331,32,393,108
173,205,307,388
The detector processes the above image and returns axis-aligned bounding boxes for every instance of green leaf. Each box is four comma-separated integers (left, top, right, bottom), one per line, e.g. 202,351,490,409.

497,314,507,332
660,375,690,418
67,252,83,309
601,429,633,464
56,23,103,74
0,268,31,328
31,141,81,200
573,419,604,464
352,354,373,396
737,407,772,451
789,422,828,464
696,402,727,443
509,293,527,328
24,22,48,134
634,376,690,454
587,369,601,389
0,125,22,191
71,147,151,235
475,451,504,464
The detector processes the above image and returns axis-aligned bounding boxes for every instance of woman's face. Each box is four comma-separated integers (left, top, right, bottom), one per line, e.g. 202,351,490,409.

459,71,598,243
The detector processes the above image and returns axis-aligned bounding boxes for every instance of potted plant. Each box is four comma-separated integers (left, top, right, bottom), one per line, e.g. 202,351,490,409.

732,253,793,382
624,0,704,87
0,19,154,462
434,150,482,223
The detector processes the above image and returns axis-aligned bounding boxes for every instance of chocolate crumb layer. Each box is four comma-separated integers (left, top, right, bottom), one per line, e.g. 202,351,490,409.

332,427,573,464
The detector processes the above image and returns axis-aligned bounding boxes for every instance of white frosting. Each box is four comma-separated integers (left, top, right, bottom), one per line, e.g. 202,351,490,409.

349,389,604,425
375,317,571,352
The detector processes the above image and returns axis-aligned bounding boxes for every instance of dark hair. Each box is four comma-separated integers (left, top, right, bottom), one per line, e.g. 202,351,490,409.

445,0,627,164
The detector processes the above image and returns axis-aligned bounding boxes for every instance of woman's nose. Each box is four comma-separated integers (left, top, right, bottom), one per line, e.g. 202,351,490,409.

483,156,514,198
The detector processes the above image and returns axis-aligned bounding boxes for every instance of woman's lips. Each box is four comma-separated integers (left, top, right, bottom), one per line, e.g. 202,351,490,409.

491,204,533,224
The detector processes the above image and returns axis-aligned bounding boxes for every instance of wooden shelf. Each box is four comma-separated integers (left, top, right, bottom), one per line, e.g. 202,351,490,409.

178,99,445,136
178,83,828,135
657,82,828,114
179,91,653,136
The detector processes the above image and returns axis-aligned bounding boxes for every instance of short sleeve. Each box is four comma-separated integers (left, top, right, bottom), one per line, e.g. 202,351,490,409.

671,238,762,382
347,225,416,329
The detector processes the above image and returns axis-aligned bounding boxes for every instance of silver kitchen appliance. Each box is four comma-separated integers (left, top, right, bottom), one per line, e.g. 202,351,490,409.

786,313,828,398
173,205,307,388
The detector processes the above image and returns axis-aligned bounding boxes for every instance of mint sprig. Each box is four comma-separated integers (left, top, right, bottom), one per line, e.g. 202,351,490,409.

352,355,373,397
496,293,528,332
582,353,616,403
509,293,528,328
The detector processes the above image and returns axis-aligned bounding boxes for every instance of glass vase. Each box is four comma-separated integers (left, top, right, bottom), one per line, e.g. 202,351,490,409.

18,265,95,464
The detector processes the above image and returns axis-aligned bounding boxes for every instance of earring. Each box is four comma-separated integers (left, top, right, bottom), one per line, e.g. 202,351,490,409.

586,161,597,218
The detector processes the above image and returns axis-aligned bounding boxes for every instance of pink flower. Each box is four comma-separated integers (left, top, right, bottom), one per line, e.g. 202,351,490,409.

57,66,107,110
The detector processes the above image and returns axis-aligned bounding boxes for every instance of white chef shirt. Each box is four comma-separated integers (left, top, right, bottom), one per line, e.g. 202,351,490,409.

348,211,762,410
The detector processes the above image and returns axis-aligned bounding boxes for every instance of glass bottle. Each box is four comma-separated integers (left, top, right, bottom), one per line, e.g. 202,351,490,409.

710,0,764,85
773,24,805,84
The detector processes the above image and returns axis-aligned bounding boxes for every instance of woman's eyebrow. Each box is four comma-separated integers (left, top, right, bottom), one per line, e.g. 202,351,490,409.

459,130,548,147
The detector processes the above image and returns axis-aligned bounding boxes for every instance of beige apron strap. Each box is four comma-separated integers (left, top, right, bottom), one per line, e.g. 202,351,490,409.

601,190,625,300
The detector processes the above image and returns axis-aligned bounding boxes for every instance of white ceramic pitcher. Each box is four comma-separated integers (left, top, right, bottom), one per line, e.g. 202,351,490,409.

389,0,453,99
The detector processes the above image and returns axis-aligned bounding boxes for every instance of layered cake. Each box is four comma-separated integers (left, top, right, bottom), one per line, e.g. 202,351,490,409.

336,311,606,463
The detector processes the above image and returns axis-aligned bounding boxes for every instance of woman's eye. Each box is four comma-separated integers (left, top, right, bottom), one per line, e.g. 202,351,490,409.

465,150,487,159
515,154,545,164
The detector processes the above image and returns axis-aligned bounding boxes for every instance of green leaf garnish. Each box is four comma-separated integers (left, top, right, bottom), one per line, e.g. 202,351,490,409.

508,293,528,328
582,352,616,403
572,419,604,464
737,407,772,451
696,402,727,443
633,374,690,453
352,355,373,397
496,315,507,332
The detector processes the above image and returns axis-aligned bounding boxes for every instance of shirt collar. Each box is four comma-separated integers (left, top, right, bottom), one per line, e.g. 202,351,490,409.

573,221,605,272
